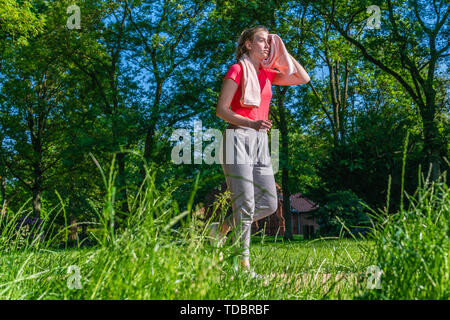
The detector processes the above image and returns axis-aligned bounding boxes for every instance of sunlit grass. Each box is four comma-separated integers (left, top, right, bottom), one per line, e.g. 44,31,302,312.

0,148,448,300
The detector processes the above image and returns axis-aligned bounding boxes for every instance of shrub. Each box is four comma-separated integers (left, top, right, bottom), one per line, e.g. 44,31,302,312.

0,214,45,251
314,190,371,238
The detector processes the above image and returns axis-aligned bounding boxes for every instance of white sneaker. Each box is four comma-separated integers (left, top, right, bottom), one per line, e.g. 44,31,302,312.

232,265,265,280
243,269,264,280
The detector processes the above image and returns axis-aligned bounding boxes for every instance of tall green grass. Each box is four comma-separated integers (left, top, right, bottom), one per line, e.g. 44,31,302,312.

0,145,447,300
356,132,449,299
0,151,372,299
359,172,449,299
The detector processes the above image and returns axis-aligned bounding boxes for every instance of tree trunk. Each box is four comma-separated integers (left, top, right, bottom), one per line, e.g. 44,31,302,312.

69,218,78,241
116,151,129,216
141,80,163,181
32,183,42,218
1,176,7,217
32,129,43,219
140,80,163,185
420,106,442,182
141,121,156,184
276,87,293,241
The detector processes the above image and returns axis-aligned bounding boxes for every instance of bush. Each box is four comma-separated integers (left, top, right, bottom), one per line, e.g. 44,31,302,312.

0,214,47,251
14,216,44,240
314,190,371,238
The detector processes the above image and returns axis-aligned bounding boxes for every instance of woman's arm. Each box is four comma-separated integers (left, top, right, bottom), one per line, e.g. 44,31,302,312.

216,79,253,127
272,53,310,86
216,79,272,130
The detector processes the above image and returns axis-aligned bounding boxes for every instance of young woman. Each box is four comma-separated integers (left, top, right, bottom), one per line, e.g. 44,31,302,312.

214,25,310,273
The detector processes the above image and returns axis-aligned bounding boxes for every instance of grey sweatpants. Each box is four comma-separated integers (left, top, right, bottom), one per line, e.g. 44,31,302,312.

219,123,278,259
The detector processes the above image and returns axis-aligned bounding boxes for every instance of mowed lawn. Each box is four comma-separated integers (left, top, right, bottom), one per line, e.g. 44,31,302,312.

0,234,375,300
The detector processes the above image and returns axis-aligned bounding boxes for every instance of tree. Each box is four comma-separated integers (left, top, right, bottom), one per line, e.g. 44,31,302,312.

0,33,73,218
56,0,139,224
124,0,209,185
311,0,449,182
0,0,44,215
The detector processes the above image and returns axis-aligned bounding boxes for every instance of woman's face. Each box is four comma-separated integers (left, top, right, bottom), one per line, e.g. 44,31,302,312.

245,30,270,60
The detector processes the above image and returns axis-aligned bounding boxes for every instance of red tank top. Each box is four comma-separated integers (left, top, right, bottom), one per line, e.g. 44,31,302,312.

224,63,278,121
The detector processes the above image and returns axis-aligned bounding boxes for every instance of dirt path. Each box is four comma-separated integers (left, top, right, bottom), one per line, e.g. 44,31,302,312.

259,272,361,292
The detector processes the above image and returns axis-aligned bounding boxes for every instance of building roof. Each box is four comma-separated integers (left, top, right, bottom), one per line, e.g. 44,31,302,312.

289,193,319,213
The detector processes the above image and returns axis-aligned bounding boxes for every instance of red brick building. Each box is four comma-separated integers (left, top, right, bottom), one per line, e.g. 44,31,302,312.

252,191,320,238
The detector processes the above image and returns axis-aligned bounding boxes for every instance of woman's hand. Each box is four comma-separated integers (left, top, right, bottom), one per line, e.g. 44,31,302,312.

250,120,272,131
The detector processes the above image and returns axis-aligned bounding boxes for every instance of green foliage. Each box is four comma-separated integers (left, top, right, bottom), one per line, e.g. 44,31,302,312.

314,190,371,238
0,0,44,48
312,108,424,213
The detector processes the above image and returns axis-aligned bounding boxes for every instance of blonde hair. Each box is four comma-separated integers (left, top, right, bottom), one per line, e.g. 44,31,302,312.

235,25,269,62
